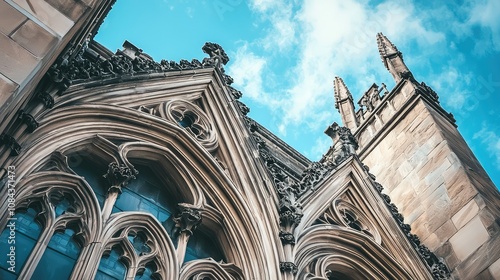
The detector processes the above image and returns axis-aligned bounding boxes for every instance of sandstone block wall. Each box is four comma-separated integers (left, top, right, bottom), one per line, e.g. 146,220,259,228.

0,0,101,134
358,92,500,279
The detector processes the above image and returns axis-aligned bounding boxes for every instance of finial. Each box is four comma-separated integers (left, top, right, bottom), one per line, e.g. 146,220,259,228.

376,32,401,70
376,33,410,82
323,122,358,165
333,76,353,109
202,42,229,69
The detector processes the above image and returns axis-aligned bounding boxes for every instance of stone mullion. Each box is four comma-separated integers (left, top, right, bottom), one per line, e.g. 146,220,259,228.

172,203,202,267
17,197,56,280
70,241,102,280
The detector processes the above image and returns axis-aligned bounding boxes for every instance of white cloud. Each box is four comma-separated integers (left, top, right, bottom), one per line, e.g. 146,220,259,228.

473,123,500,170
468,0,500,51
229,0,458,159
230,43,281,108
306,136,333,160
249,0,297,52
279,0,445,130
430,66,476,113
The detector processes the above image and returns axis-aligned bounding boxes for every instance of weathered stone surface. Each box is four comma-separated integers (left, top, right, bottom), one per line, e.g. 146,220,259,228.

0,73,18,106
451,198,479,230
0,32,39,84
434,242,460,270
45,0,89,21
490,257,500,279
449,215,489,261
11,19,57,57
0,1,27,35
13,0,73,36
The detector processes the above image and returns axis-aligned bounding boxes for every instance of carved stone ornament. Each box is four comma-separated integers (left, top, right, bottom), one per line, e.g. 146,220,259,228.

158,99,218,152
202,42,229,69
103,162,138,192
0,133,21,156
323,122,358,166
235,100,250,116
280,261,298,274
299,162,334,192
228,86,243,99
37,91,55,108
279,230,295,245
19,110,39,133
173,203,203,236
416,82,440,102
38,41,233,100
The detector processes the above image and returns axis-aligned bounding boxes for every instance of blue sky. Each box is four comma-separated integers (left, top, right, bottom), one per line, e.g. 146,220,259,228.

95,0,500,187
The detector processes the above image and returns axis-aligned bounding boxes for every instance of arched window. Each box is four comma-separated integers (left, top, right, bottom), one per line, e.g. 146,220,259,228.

0,206,43,279
65,148,227,275
31,227,82,279
112,163,177,231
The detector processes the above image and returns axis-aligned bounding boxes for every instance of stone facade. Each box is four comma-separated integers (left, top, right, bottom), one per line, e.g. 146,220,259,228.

0,3,498,279
335,33,500,279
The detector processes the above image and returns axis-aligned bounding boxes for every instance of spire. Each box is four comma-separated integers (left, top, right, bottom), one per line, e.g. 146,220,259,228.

376,33,410,83
333,77,358,131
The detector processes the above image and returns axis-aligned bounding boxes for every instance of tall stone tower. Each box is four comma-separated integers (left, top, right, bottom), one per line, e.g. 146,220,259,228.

335,33,500,279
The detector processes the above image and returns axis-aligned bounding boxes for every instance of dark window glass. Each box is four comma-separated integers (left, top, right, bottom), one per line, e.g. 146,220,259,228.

0,208,42,279
184,231,225,263
95,247,127,280
69,155,108,207
134,262,156,280
31,228,81,279
113,164,176,232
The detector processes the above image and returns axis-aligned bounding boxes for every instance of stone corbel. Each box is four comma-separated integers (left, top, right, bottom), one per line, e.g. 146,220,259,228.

173,203,203,264
101,161,138,220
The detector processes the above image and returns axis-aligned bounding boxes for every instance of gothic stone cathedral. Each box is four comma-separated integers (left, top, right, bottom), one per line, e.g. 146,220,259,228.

0,1,498,279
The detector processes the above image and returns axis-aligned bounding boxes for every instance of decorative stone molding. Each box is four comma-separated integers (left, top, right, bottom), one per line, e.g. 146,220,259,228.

103,162,138,193
0,133,21,156
173,203,203,237
19,110,39,132
36,91,55,108
159,99,219,152
280,261,298,274
317,199,382,244
179,258,244,280
50,41,232,87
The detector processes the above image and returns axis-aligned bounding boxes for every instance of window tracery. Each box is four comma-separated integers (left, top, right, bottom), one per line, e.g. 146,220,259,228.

159,100,218,152
316,198,381,244
1,135,241,279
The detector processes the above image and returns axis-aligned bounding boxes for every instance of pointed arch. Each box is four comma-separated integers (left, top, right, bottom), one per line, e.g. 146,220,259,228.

4,103,278,278
180,258,244,280
88,212,179,280
295,225,412,279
